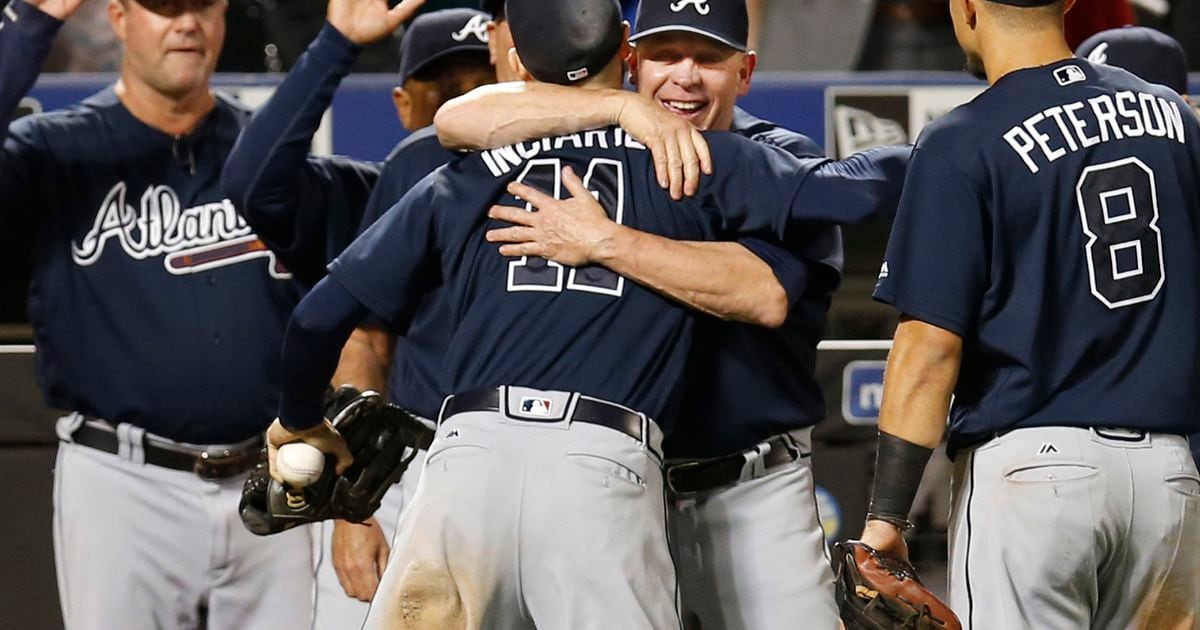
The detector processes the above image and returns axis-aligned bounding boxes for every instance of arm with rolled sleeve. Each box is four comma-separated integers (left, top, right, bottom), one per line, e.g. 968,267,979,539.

221,23,378,286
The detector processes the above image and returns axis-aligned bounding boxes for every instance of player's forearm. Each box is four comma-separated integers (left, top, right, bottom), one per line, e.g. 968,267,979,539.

877,318,962,448
279,277,370,431
222,23,364,216
595,227,790,327
0,1,61,129
434,82,627,150
797,144,912,226
331,326,395,394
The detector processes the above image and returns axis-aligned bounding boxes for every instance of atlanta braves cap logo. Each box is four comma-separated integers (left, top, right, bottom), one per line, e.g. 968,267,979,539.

451,14,489,43
1085,41,1109,64
669,0,710,15
633,0,747,51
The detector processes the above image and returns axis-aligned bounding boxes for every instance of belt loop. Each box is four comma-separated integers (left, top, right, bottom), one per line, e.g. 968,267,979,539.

739,442,769,482
56,413,85,442
437,394,453,429
116,423,147,465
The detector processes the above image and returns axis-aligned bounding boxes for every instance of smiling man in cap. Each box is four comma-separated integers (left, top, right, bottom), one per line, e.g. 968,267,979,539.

435,2,851,625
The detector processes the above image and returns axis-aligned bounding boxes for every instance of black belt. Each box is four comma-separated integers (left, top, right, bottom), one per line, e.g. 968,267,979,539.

442,388,648,444
69,420,262,480
666,435,808,496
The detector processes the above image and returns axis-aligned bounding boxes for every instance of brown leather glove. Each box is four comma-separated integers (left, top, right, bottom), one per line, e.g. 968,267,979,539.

833,541,962,630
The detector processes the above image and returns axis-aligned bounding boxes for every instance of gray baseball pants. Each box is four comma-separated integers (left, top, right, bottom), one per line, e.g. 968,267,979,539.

669,428,840,630
313,450,427,630
362,387,682,630
52,415,315,630
949,426,1200,629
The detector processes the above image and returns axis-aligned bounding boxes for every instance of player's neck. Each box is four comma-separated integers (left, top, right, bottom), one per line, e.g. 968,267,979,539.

979,32,1074,85
114,74,216,137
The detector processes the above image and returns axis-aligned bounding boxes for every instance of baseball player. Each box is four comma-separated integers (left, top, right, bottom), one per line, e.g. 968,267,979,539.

858,0,1200,627
479,0,517,82
433,1,857,626
0,0,424,627
221,3,494,626
264,0,909,626
1075,26,1200,470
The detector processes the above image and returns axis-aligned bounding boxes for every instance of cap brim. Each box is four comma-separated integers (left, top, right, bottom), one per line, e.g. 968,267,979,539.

629,25,748,52
401,44,492,83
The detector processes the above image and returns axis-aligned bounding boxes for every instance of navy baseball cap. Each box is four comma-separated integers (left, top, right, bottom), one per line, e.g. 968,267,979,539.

478,0,503,19
399,9,492,84
630,0,749,52
1077,27,1188,95
506,0,624,85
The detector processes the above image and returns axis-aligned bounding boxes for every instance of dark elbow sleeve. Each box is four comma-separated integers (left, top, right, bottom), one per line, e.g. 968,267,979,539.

278,277,368,430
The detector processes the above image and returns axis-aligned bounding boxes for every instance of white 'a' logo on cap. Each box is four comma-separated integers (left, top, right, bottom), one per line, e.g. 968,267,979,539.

1086,42,1109,64
451,15,490,43
670,0,711,15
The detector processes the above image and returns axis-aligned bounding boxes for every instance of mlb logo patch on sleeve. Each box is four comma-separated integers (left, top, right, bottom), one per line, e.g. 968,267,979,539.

1054,65,1087,87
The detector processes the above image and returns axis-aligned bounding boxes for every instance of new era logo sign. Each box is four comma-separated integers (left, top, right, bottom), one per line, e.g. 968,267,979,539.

520,397,553,416
670,0,711,15
1054,65,1086,87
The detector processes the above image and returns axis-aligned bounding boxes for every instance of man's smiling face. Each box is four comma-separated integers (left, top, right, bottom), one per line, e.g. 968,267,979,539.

630,31,755,132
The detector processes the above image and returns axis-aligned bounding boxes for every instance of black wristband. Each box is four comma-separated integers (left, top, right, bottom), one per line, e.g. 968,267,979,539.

868,431,934,523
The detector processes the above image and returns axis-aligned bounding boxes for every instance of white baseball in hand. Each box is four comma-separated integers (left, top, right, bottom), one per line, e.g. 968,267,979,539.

277,443,326,488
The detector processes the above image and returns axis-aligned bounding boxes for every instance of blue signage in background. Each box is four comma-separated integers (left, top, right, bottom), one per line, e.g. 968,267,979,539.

842,360,886,425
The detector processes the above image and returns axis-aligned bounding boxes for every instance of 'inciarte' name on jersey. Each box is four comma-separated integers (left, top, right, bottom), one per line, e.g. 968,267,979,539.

1003,90,1186,174
480,128,647,178
71,182,288,278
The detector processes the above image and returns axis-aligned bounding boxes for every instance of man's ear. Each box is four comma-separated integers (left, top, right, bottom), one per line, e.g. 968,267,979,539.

486,21,501,67
393,86,414,130
737,50,758,97
963,0,979,30
109,0,128,43
508,48,533,82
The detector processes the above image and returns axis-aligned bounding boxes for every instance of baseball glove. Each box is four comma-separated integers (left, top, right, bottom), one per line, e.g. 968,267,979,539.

239,387,435,536
833,540,962,630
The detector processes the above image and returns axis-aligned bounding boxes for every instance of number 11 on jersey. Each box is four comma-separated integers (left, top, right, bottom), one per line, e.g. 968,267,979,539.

506,158,626,297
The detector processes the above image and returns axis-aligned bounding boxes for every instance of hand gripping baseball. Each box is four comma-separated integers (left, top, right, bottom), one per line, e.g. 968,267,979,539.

266,418,354,483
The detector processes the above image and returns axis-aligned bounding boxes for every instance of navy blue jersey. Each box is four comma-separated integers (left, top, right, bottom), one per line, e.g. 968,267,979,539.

669,112,844,458
875,59,1200,455
221,24,459,420
731,106,825,158
222,24,378,287
1,1,305,443
359,126,459,419
327,128,907,431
